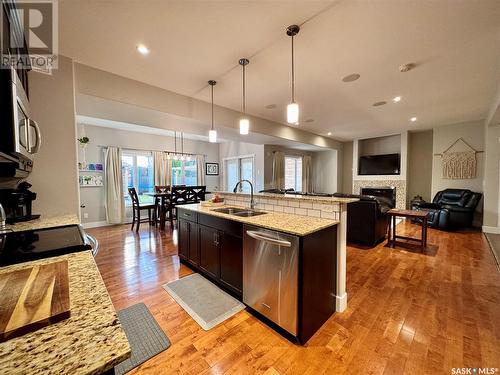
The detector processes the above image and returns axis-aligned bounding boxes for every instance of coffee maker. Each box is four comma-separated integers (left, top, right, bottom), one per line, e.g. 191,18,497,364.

0,181,39,223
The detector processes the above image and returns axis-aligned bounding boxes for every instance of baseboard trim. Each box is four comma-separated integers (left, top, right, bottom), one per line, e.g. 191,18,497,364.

336,293,347,312
82,221,112,229
482,226,500,234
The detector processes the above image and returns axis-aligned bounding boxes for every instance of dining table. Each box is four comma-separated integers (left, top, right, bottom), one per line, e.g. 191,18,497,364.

144,191,171,230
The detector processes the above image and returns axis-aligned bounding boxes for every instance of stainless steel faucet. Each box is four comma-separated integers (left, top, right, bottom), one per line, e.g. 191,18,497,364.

233,179,255,210
0,203,7,232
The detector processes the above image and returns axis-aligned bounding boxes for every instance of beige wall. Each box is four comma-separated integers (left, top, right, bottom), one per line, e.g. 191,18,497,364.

431,121,485,225
28,56,80,217
341,141,353,193
407,130,433,203
483,124,500,228
359,134,401,156
431,121,485,196
312,150,339,193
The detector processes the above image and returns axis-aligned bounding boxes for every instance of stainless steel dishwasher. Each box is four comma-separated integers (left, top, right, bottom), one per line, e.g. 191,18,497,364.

243,224,299,335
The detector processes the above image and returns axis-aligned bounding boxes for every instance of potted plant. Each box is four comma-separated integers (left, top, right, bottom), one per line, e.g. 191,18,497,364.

77,137,90,169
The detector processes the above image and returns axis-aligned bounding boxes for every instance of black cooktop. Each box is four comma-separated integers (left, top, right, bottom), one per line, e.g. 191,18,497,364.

0,225,92,266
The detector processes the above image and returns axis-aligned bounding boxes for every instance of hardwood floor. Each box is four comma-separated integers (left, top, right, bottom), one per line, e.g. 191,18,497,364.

88,222,500,374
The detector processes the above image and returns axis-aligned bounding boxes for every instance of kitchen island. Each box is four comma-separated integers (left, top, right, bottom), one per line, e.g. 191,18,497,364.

0,251,131,375
177,200,352,344
217,192,358,312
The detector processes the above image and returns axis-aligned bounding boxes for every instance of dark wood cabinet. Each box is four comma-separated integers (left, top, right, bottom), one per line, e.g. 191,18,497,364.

219,232,243,294
178,219,199,266
177,206,339,345
178,219,189,260
199,225,220,279
178,207,243,298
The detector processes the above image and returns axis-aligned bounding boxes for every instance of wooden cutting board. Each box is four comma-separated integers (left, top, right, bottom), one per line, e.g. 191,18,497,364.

0,260,70,342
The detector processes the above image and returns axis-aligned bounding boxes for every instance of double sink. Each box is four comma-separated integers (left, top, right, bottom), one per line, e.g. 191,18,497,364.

212,207,267,218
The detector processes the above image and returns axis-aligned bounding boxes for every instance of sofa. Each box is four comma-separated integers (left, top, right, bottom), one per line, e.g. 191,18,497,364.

414,189,482,230
333,193,391,247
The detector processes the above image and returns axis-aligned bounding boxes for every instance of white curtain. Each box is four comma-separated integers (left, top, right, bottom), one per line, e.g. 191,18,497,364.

272,151,285,189
196,155,205,186
302,155,313,193
105,146,125,224
154,151,170,186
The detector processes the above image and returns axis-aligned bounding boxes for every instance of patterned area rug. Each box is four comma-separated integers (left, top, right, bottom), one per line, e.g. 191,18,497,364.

163,273,245,330
115,303,171,375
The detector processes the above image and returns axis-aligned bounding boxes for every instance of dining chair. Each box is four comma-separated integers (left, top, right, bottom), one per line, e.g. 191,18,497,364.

128,187,156,231
169,186,206,229
154,185,171,226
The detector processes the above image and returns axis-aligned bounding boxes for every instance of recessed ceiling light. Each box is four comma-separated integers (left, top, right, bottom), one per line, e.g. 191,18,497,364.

137,44,150,55
399,62,416,72
342,73,360,82
327,132,332,136
410,117,417,122
393,96,401,102
372,101,387,107
265,104,277,109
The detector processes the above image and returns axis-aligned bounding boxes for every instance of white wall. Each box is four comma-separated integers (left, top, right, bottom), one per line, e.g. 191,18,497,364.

431,121,485,197
28,56,80,217
219,141,265,192
78,125,219,224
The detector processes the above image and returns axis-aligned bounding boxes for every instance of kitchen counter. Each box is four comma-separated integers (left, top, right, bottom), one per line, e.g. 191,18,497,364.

0,251,131,375
218,191,359,204
5,213,80,232
181,203,338,236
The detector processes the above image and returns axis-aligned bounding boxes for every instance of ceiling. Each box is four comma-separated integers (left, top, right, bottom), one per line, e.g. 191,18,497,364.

60,0,500,140
76,94,327,151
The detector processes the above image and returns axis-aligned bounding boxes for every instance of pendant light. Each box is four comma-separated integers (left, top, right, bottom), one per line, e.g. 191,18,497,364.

239,58,250,135
173,131,178,160
208,80,217,143
180,132,185,161
286,25,300,125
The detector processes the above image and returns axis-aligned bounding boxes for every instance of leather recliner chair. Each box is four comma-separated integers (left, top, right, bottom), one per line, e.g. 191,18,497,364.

415,189,482,230
333,193,391,247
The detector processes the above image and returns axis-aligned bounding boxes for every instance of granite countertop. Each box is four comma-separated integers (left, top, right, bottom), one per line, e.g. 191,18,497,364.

0,251,131,375
5,214,80,232
181,203,338,236
217,191,359,204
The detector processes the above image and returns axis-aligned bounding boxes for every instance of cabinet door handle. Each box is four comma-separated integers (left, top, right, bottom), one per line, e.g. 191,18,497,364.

261,303,271,310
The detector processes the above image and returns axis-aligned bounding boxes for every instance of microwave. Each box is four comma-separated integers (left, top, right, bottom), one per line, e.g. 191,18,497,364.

0,67,41,176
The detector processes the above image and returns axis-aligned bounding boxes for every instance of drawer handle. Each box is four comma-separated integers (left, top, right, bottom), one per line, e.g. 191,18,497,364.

261,303,271,310
246,231,291,247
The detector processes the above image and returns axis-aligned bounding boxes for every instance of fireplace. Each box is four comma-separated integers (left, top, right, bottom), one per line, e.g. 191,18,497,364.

361,186,396,208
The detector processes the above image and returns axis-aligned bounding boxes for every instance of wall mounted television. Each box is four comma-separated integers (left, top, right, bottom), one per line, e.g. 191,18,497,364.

358,153,400,175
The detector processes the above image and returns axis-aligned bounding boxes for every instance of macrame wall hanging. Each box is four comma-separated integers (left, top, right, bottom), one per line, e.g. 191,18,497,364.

434,138,483,179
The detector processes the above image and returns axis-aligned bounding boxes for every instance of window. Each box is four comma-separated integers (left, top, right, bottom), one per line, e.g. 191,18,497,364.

225,156,254,193
171,159,197,186
122,151,154,206
285,156,302,192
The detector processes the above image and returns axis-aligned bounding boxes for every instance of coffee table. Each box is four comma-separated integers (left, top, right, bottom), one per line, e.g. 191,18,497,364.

387,209,429,251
